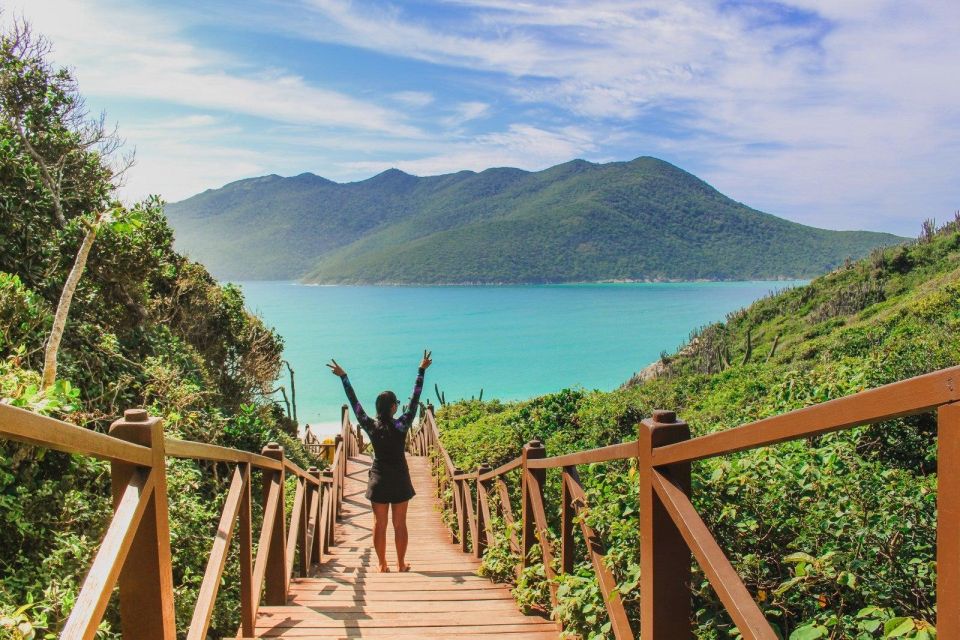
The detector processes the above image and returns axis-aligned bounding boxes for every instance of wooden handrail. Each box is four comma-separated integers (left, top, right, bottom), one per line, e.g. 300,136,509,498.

413,365,960,639
165,437,283,470
0,402,355,638
653,364,960,466
0,403,151,465
526,440,636,469
283,458,321,485
477,456,521,480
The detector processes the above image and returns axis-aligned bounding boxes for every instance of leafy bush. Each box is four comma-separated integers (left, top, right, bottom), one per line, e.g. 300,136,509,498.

0,22,314,638
435,229,960,638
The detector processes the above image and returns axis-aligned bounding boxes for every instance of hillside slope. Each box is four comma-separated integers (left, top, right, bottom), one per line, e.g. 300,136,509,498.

165,157,904,283
435,222,958,638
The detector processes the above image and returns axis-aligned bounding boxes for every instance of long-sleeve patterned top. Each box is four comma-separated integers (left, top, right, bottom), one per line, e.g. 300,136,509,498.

339,367,425,436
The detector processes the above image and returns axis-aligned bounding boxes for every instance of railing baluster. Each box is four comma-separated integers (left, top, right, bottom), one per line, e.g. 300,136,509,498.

334,435,344,516
463,475,478,554
476,464,493,558
187,464,247,640
939,402,960,636
453,470,467,549
651,468,775,640
261,442,288,605
285,478,306,580
495,477,520,554
61,470,155,640
307,467,322,570
565,467,634,640
560,467,575,575
639,410,692,640
108,409,176,640
251,473,282,620
299,479,310,575
238,462,255,637
323,468,335,549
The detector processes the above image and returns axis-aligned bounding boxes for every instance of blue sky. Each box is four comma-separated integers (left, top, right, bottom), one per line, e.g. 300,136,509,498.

9,0,959,236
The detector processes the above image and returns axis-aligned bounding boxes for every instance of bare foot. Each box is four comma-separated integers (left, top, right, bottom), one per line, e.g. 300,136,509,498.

398,563,411,572
378,564,390,573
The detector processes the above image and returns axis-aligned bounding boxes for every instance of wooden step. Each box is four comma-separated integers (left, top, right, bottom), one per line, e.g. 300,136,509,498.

252,454,557,638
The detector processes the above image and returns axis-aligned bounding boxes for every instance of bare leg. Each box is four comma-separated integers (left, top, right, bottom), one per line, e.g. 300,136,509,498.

392,500,410,572
371,501,390,572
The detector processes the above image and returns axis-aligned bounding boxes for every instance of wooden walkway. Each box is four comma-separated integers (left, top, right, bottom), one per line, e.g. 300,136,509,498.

250,453,559,638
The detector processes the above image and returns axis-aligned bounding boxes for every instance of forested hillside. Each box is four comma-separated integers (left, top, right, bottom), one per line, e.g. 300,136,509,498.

435,220,957,639
0,24,306,638
166,159,904,284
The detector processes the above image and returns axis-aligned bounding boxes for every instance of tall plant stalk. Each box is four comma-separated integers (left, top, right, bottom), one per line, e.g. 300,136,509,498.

41,216,101,389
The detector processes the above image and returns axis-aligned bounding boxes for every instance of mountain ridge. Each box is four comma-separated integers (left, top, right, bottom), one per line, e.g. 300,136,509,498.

164,156,906,283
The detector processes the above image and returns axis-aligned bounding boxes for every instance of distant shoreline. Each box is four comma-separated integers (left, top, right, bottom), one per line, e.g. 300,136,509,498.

227,277,810,287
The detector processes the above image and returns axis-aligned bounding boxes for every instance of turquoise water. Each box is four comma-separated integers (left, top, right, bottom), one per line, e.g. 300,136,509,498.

238,282,803,435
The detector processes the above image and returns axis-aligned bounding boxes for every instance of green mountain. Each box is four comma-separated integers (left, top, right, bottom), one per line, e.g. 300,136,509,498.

165,157,905,283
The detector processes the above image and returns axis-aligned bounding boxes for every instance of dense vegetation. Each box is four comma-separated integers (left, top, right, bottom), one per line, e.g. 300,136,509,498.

435,221,958,639
165,160,903,284
0,23,308,638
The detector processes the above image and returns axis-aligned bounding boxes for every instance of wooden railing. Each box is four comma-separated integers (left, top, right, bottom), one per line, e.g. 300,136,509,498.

0,401,361,639
302,425,337,461
408,365,960,639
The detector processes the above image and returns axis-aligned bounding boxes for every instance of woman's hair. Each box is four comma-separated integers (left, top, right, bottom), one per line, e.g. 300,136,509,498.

375,390,398,427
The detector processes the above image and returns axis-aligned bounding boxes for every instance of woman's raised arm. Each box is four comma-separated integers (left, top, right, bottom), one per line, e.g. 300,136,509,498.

328,359,375,433
401,350,431,425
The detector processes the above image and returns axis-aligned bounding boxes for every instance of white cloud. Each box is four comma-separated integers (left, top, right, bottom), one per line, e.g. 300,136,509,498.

8,0,958,232
339,123,598,176
442,101,491,127
10,0,418,134
391,91,435,107
289,0,960,232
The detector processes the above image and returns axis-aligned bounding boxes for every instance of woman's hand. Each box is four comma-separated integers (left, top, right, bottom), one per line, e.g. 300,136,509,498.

326,359,347,377
419,349,433,370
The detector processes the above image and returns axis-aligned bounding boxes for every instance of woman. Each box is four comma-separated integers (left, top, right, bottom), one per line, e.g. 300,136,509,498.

326,350,432,573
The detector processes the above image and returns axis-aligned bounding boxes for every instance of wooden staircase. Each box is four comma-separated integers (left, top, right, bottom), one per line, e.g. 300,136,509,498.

4,365,960,638
249,454,558,638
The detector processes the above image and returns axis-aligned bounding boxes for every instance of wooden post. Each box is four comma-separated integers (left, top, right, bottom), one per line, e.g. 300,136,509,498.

322,469,334,551
334,434,344,517
453,470,468,551
475,464,492,558
109,409,176,640
426,403,434,447
462,476,478,555
261,442,287,606
298,477,310,577
309,467,323,569
340,405,350,456
561,467,575,575
238,462,254,637
521,440,546,569
638,410,692,640
939,403,960,636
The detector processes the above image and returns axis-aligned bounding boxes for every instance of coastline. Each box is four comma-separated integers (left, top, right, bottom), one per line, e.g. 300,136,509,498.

256,277,811,287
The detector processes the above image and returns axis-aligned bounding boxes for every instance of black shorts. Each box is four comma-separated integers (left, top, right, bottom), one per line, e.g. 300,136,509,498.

366,462,416,504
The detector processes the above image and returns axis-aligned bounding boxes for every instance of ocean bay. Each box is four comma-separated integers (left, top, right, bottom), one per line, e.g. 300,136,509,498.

238,281,804,434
